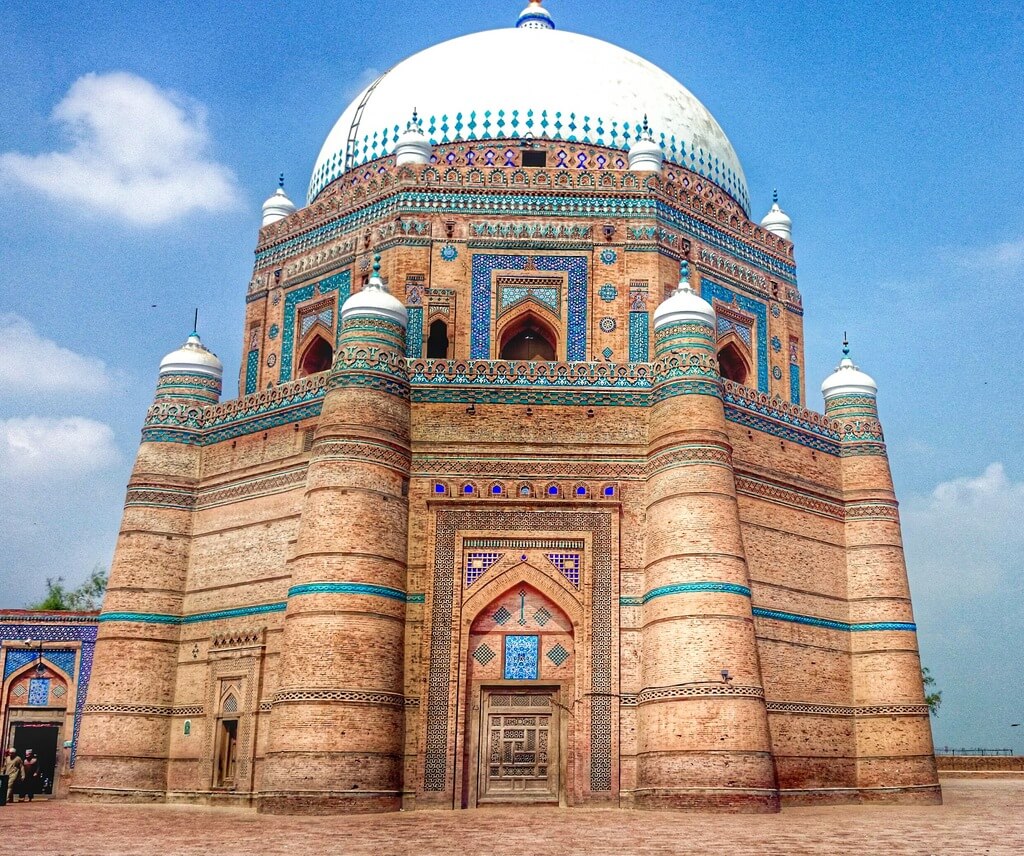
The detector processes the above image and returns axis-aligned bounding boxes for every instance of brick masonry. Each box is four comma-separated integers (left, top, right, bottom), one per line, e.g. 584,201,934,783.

71,144,940,813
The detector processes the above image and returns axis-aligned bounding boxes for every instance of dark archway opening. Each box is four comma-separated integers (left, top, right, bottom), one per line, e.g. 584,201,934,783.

298,335,333,377
427,319,450,359
718,342,749,385
499,319,557,361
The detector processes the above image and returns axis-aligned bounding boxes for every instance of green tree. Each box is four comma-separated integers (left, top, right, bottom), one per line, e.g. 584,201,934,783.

29,565,108,611
922,666,942,716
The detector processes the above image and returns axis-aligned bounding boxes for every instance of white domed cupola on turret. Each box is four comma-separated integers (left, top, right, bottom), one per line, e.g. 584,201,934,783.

628,116,663,172
262,174,297,227
760,189,792,241
821,338,878,401
340,255,409,327
394,110,433,166
156,326,223,404
653,261,717,330
516,0,555,29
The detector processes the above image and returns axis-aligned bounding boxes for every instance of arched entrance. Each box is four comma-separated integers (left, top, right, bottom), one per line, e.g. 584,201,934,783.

4,661,70,797
461,583,575,806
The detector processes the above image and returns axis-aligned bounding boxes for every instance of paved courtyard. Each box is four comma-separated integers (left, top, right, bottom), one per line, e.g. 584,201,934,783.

0,779,1020,855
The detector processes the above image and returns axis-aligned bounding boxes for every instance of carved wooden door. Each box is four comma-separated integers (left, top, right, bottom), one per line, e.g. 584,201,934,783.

479,691,558,803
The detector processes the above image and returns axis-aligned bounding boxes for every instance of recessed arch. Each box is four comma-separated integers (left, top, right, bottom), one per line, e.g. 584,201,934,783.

297,334,333,377
427,318,450,358
717,338,751,385
497,311,558,361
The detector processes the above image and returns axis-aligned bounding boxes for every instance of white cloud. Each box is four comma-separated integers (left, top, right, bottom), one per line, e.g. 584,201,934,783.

0,72,241,226
957,238,1024,275
902,463,1024,597
0,314,115,395
0,417,119,479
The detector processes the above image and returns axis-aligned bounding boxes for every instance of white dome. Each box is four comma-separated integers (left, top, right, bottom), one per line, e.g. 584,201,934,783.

821,356,877,400
309,25,749,212
653,265,716,330
760,191,792,241
262,182,296,227
159,332,223,379
340,262,408,328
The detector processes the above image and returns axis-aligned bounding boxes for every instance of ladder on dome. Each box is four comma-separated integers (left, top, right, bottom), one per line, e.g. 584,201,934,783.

344,69,393,174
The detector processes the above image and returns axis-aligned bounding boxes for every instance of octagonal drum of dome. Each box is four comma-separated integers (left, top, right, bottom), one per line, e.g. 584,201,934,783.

308,26,749,214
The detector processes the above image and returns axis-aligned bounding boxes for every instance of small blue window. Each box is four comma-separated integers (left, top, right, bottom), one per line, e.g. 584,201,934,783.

603,486,616,497
492,485,503,495
434,483,446,494
464,484,474,494
548,485,559,496
575,486,587,496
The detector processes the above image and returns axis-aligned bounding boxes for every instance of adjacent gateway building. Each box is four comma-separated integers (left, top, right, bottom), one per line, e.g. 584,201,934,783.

73,1,940,813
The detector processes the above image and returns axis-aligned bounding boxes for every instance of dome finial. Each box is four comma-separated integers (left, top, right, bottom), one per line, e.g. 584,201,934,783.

395,108,432,165
628,114,662,171
772,187,778,204
278,173,285,189
760,188,792,241
372,253,382,280
517,0,555,30
262,175,296,226
842,331,850,358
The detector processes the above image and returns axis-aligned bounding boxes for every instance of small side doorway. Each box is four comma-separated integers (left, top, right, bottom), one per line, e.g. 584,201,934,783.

11,723,60,795
477,689,558,804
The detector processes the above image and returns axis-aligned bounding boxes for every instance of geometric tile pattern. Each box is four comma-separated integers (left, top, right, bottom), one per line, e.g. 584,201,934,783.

3,649,76,681
466,552,504,587
547,643,570,667
473,644,496,666
406,306,424,358
533,607,552,626
628,311,649,362
599,284,617,302
471,254,588,360
717,313,752,346
545,553,581,588
790,362,801,406
503,634,539,680
244,349,259,395
492,606,512,626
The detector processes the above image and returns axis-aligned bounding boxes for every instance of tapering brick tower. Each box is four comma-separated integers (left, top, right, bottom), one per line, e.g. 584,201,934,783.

823,348,941,804
74,333,222,800
637,264,778,811
259,258,411,813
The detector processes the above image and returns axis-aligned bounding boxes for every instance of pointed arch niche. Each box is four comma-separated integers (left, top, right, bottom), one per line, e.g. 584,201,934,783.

717,335,752,386
297,333,333,377
459,579,578,807
496,310,559,361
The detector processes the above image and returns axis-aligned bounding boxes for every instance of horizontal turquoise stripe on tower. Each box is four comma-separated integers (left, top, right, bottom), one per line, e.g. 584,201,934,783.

752,607,915,633
99,602,288,625
642,582,752,603
287,582,406,601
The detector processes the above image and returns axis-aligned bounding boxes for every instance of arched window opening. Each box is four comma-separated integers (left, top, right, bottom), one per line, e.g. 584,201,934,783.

718,342,749,385
427,319,450,358
499,318,557,361
298,335,333,377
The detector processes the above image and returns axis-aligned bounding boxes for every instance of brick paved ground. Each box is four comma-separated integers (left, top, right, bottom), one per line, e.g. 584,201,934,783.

0,779,1020,856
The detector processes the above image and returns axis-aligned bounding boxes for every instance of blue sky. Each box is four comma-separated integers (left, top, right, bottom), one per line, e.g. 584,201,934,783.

1,1,1021,753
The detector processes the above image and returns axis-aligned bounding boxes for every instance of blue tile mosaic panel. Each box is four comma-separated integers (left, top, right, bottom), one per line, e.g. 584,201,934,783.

471,254,588,360
466,551,504,587
503,634,539,680
700,278,768,392
244,349,259,395
717,314,752,346
3,649,76,681
790,363,801,406
406,306,424,358
545,553,581,588
28,678,50,706
628,311,650,363
280,270,351,382
599,283,617,302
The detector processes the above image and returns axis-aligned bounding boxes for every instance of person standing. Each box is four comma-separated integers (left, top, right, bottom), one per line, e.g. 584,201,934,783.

20,749,39,801
3,749,23,804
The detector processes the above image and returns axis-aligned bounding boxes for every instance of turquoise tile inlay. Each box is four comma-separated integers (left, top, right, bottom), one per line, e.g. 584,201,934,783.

244,349,259,395
629,311,649,362
642,582,751,603
790,363,801,406
406,306,424,358
287,582,406,601
752,607,915,633
503,634,539,680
